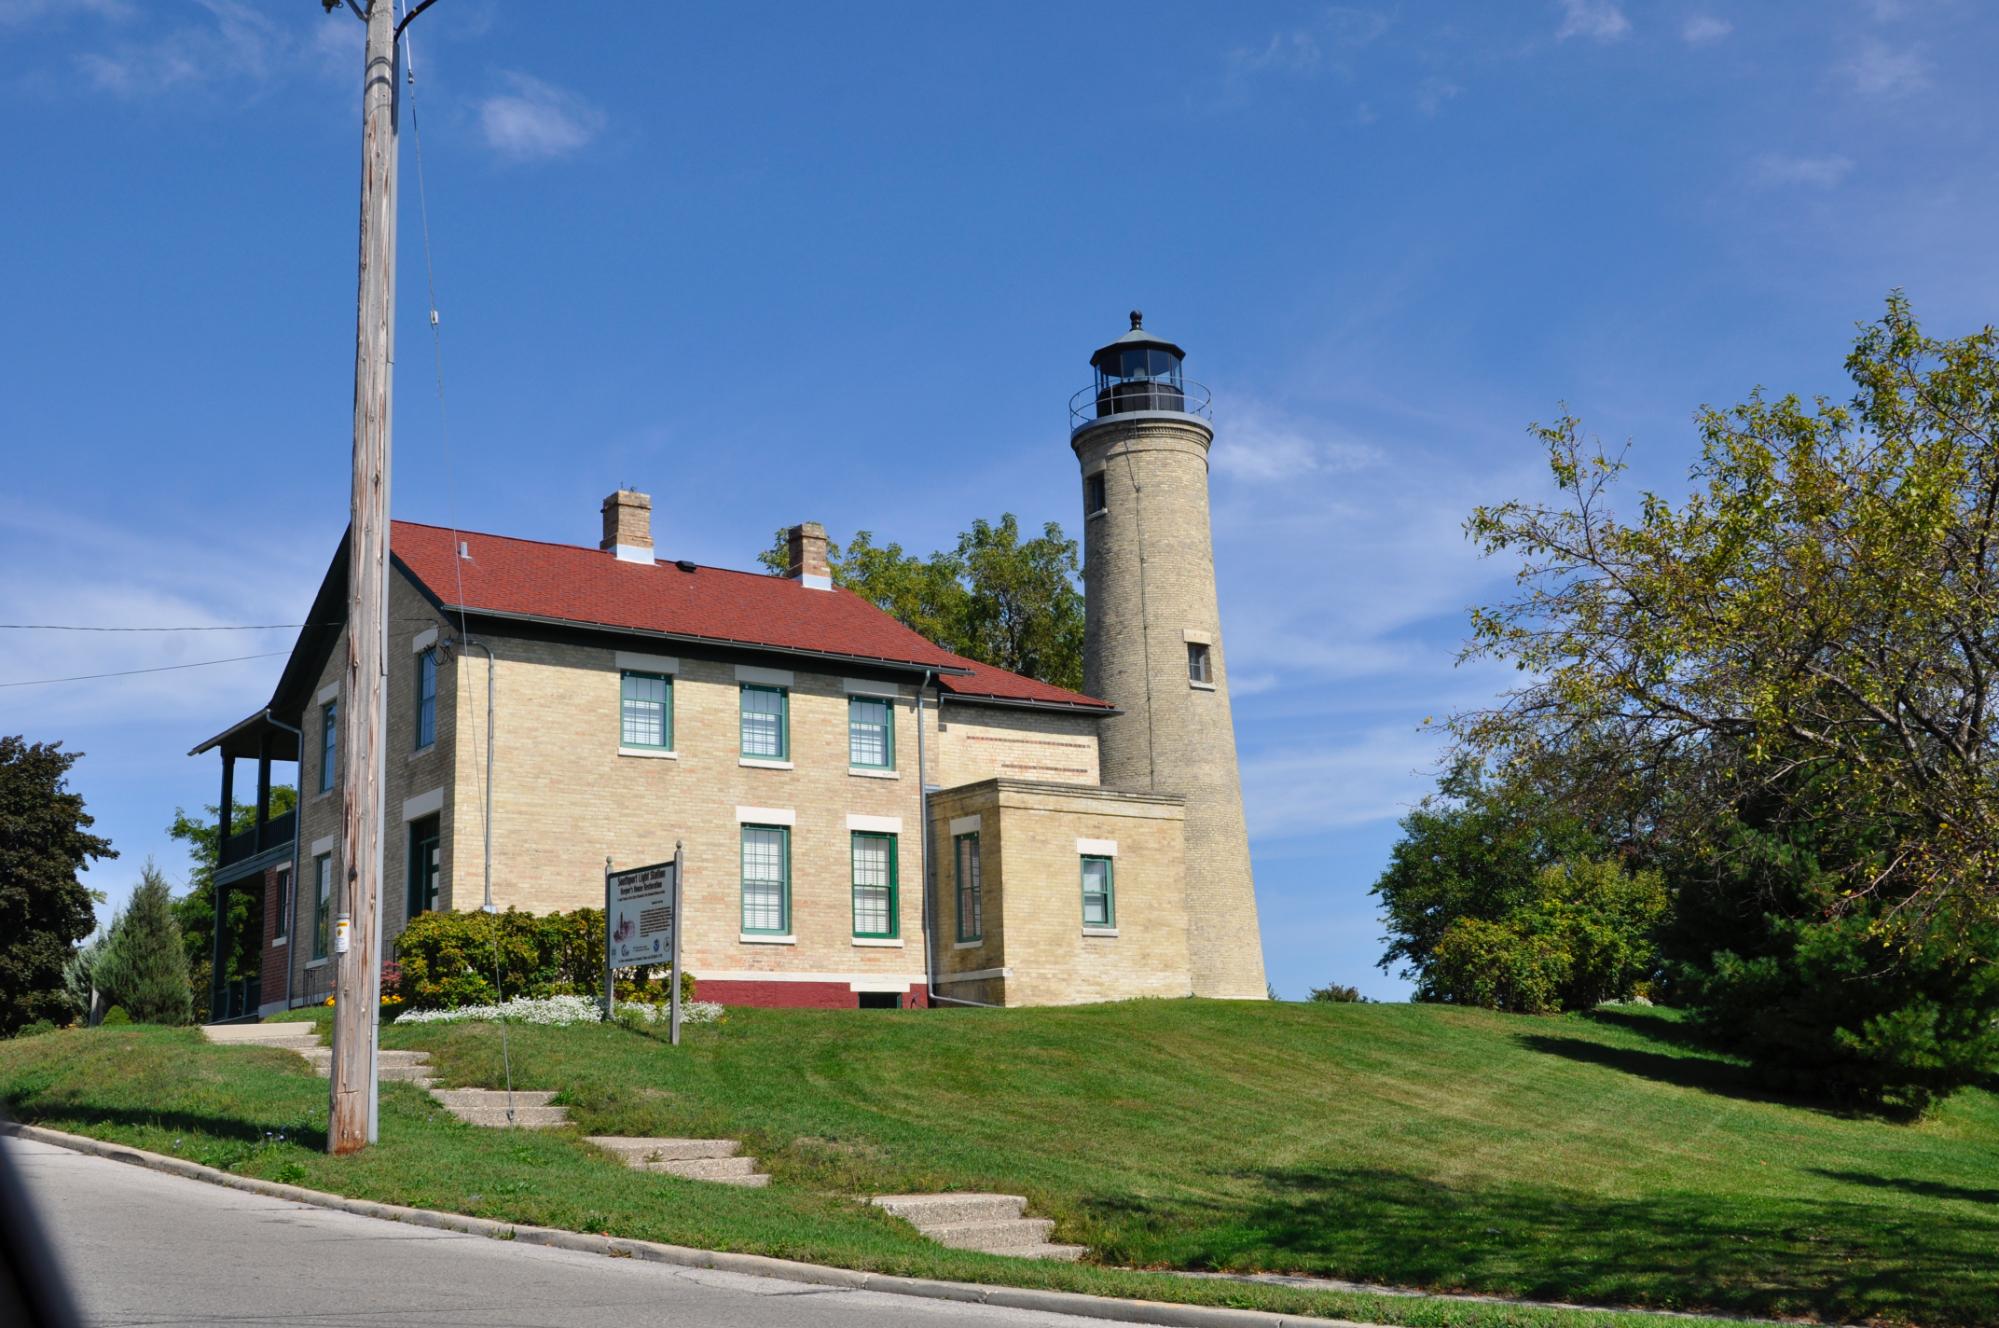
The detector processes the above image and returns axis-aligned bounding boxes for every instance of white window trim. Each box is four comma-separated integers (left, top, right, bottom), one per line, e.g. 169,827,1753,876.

403,787,444,822
315,681,339,705
1084,927,1121,938
735,664,794,687
411,627,438,654
949,814,983,837
616,650,680,675
310,835,336,857
1181,628,1215,645
619,746,679,760
738,933,797,945
1191,680,1218,692
1077,837,1118,857
739,757,796,770
952,938,984,950
847,813,903,834
848,767,900,780
735,805,796,826
852,937,905,949
841,677,900,698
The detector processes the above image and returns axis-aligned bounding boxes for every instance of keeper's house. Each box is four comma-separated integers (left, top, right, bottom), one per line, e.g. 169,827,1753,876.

193,317,1268,1017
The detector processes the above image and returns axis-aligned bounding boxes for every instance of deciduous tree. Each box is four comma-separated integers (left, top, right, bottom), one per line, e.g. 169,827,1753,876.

0,737,112,1034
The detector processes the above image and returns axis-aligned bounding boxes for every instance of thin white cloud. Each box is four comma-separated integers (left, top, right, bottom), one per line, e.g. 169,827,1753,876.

1752,153,1854,188
1682,15,1733,45
1835,39,1929,97
0,0,132,26
1221,6,1391,91
1555,0,1631,43
477,71,606,162
1241,725,1447,838
70,0,337,98
1415,76,1462,117
1211,404,1385,484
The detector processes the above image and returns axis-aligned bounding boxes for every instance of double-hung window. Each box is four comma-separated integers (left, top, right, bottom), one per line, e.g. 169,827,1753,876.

1187,642,1213,686
415,649,437,749
741,685,788,760
954,832,982,942
312,854,333,960
851,832,898,938
621,671,672,749
1081,855,1115,928
319,700,338,793
273,866,292,945
740,825,790,934
407,815,442,919
848,696,893,769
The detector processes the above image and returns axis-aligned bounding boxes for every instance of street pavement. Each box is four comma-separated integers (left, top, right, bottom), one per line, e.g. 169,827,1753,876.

7,1135,1175,1327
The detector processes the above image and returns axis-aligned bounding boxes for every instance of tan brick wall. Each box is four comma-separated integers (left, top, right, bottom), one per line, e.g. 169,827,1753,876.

928,702,1100,789
929,778,1189,1006
447,638,928,991
289,569,457,1004
1074,416,1268,999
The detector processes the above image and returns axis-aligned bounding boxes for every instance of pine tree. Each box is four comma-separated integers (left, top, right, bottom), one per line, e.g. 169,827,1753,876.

95,861,193,1026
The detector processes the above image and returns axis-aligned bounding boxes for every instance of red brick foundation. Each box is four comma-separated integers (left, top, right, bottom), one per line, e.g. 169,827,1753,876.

693,979,929,1010
259,864,294,1009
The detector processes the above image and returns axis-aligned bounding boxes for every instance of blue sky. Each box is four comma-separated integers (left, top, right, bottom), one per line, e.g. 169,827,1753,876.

3,1,1995,1000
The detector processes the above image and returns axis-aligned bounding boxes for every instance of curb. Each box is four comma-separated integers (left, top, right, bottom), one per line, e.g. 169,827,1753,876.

1,1121,1353,1328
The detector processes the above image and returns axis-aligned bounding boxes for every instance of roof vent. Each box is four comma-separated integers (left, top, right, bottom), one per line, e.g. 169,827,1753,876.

675,559,697,573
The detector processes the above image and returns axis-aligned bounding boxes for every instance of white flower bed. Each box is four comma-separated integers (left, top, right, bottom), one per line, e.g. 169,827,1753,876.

398,993,723,1027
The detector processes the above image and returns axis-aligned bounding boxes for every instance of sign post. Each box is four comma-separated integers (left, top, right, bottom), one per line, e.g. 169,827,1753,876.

605,852,681,1044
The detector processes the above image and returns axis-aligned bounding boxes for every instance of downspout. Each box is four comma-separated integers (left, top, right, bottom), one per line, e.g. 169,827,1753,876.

915,669,933,1007
264,710,304,1013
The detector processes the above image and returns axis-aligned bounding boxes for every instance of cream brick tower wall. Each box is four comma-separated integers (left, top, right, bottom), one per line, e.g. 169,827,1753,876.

1072,320,1267,999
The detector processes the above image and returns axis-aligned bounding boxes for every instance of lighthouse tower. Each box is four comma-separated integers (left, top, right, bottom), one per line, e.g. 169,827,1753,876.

1071,312,1268,999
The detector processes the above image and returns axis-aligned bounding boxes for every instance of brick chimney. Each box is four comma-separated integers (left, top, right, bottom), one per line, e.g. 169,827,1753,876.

785,521,832,589
601,490,654,565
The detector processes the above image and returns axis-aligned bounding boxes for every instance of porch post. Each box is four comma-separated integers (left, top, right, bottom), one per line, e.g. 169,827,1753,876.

213,753,234,1022
255,732,272,854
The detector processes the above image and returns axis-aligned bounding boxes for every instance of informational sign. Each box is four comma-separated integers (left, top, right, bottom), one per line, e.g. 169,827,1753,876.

607,860,675,968
604,844,686,1046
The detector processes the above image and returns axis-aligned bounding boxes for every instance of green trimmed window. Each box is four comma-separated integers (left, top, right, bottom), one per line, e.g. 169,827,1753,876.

312,854,332,960
415,649,438,749
407,815,441,920
848,695,894,769
851,831,898,938
621,671,672,749
740,685,788,760
741,824,790,934
319,700,338,793
954,832,982,942
1081,854,1115,927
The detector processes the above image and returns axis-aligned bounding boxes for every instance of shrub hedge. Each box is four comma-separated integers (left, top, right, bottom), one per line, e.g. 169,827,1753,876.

393,907,691,1010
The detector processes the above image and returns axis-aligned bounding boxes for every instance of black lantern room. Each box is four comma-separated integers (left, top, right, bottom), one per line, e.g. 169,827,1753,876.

1089,311,1186,418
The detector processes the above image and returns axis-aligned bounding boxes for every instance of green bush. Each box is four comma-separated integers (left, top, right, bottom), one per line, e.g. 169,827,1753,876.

1307,983,1364,1003
11,1020,55,1039
100,1005,130,1027
1426,858,1667,1015
394,907,689,1009
94,862,193,1026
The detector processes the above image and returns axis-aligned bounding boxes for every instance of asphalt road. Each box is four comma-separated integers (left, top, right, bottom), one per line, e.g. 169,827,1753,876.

8,1136,1174,1328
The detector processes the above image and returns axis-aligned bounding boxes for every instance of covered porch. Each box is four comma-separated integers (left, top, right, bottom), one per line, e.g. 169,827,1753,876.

190,710,301,1023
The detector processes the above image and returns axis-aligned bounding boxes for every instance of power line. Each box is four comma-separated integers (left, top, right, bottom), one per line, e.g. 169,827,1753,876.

0,623,312,633
0,651,290,689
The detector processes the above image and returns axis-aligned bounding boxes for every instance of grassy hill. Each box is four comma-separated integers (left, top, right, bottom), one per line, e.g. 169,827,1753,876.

4,999,1993,1326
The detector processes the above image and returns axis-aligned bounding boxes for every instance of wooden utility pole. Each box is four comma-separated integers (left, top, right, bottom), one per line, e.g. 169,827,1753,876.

329,0,401,1154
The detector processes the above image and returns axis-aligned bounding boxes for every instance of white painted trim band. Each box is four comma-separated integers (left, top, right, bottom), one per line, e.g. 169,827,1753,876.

310,835,336,857
410,627,438,654
949,815,982,836
315,681,339,705
615,650,679,675
736,806,795,826
697,970,929,984
1076,837,1118,857
938,966,1010,983
1181,628,1215,645
736,664,794,687
841,677,901,698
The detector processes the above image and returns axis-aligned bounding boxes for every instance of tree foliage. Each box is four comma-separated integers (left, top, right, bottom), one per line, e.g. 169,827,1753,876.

94,861,192,1026
394,906,688,1010
760,515,1085,690
169,787,295,1004
0,737,113,1034
1458,296,1999,924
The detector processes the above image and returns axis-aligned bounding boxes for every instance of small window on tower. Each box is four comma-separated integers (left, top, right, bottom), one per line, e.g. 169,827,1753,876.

1188,641,1213,687
1085,472,1107,516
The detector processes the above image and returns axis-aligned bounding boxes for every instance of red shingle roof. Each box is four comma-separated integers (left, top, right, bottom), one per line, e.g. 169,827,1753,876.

391,521,1113,712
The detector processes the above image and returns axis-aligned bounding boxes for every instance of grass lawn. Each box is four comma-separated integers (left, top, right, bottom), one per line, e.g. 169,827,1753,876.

4,1001,1994,1327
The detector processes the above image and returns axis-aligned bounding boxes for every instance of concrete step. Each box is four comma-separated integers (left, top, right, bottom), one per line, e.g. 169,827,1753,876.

586,1137,740,1164
871,1193,1027,1226
641,1155,760,1181
438,1105,571,1129
300,1048,431,1068
923,1218,1057,1254
203,1024,321,1046
430,1089,557,1110
312,1064,436,1084
1019,1243,1088,1262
